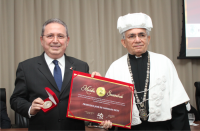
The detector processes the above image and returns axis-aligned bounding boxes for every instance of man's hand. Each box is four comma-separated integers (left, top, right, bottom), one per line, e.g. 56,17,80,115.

91,72,112,129
30,98,44,115
91,71,101,77
100,120,112,130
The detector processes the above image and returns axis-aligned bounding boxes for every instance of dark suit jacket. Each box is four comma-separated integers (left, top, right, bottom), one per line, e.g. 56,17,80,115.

10,53,89,130
0,101,11,129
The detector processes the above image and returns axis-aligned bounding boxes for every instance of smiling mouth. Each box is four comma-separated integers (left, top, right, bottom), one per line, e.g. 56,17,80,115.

51,46,60,47
51,46,61,50
134,45,143,48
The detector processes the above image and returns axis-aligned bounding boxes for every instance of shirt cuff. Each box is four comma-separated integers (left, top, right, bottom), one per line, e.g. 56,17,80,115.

28,106,35,118
186,102,191,111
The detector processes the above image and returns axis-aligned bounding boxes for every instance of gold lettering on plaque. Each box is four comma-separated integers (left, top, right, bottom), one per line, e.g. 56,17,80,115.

81,85,95,95
85,111,94,115
107,90,123,98
107,115,115,118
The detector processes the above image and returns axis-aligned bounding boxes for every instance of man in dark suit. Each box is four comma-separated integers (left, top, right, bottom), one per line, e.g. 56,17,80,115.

0,101,11,129
10,18,89,130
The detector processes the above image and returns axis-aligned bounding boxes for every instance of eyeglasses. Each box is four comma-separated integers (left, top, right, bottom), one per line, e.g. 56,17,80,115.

126,33,147,41
43,34,67,39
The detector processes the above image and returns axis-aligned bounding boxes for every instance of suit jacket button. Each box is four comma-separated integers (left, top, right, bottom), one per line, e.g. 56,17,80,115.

58,119,61,122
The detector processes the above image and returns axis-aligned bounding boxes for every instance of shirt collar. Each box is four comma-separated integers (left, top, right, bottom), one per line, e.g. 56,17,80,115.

135,55,142,59
44,53,65,66
128,51,148,59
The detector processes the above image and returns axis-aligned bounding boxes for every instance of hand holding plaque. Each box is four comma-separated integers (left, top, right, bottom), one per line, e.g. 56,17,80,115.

67,71,134,129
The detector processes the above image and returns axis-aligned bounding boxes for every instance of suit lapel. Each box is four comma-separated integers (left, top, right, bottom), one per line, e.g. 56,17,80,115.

60,55,74,96
37,53,75,95
37,53,59,91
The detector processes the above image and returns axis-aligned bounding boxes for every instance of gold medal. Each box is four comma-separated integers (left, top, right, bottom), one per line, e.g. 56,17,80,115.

43,101,52,109
96,87,106,97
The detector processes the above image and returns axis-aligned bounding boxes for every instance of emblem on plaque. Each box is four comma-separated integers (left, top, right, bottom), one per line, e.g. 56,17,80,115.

96,87,106,97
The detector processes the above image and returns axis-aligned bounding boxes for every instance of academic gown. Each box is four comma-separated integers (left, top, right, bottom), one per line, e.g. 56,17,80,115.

106,51,190,130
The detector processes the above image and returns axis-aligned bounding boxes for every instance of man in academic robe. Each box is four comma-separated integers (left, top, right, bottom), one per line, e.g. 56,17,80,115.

94,13,190,130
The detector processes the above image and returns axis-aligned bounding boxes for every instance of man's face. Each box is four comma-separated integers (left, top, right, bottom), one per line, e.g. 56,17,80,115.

40,23,69,59
121,28,151,56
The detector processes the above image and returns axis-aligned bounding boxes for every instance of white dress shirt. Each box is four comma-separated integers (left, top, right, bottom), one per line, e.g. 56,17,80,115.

44,53,65,80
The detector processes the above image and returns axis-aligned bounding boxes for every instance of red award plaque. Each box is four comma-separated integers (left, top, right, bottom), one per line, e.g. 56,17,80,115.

67,71,134,129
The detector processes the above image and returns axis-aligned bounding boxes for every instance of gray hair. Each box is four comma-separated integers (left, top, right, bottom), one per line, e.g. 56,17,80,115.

121,29,150,39
41,18,69,37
